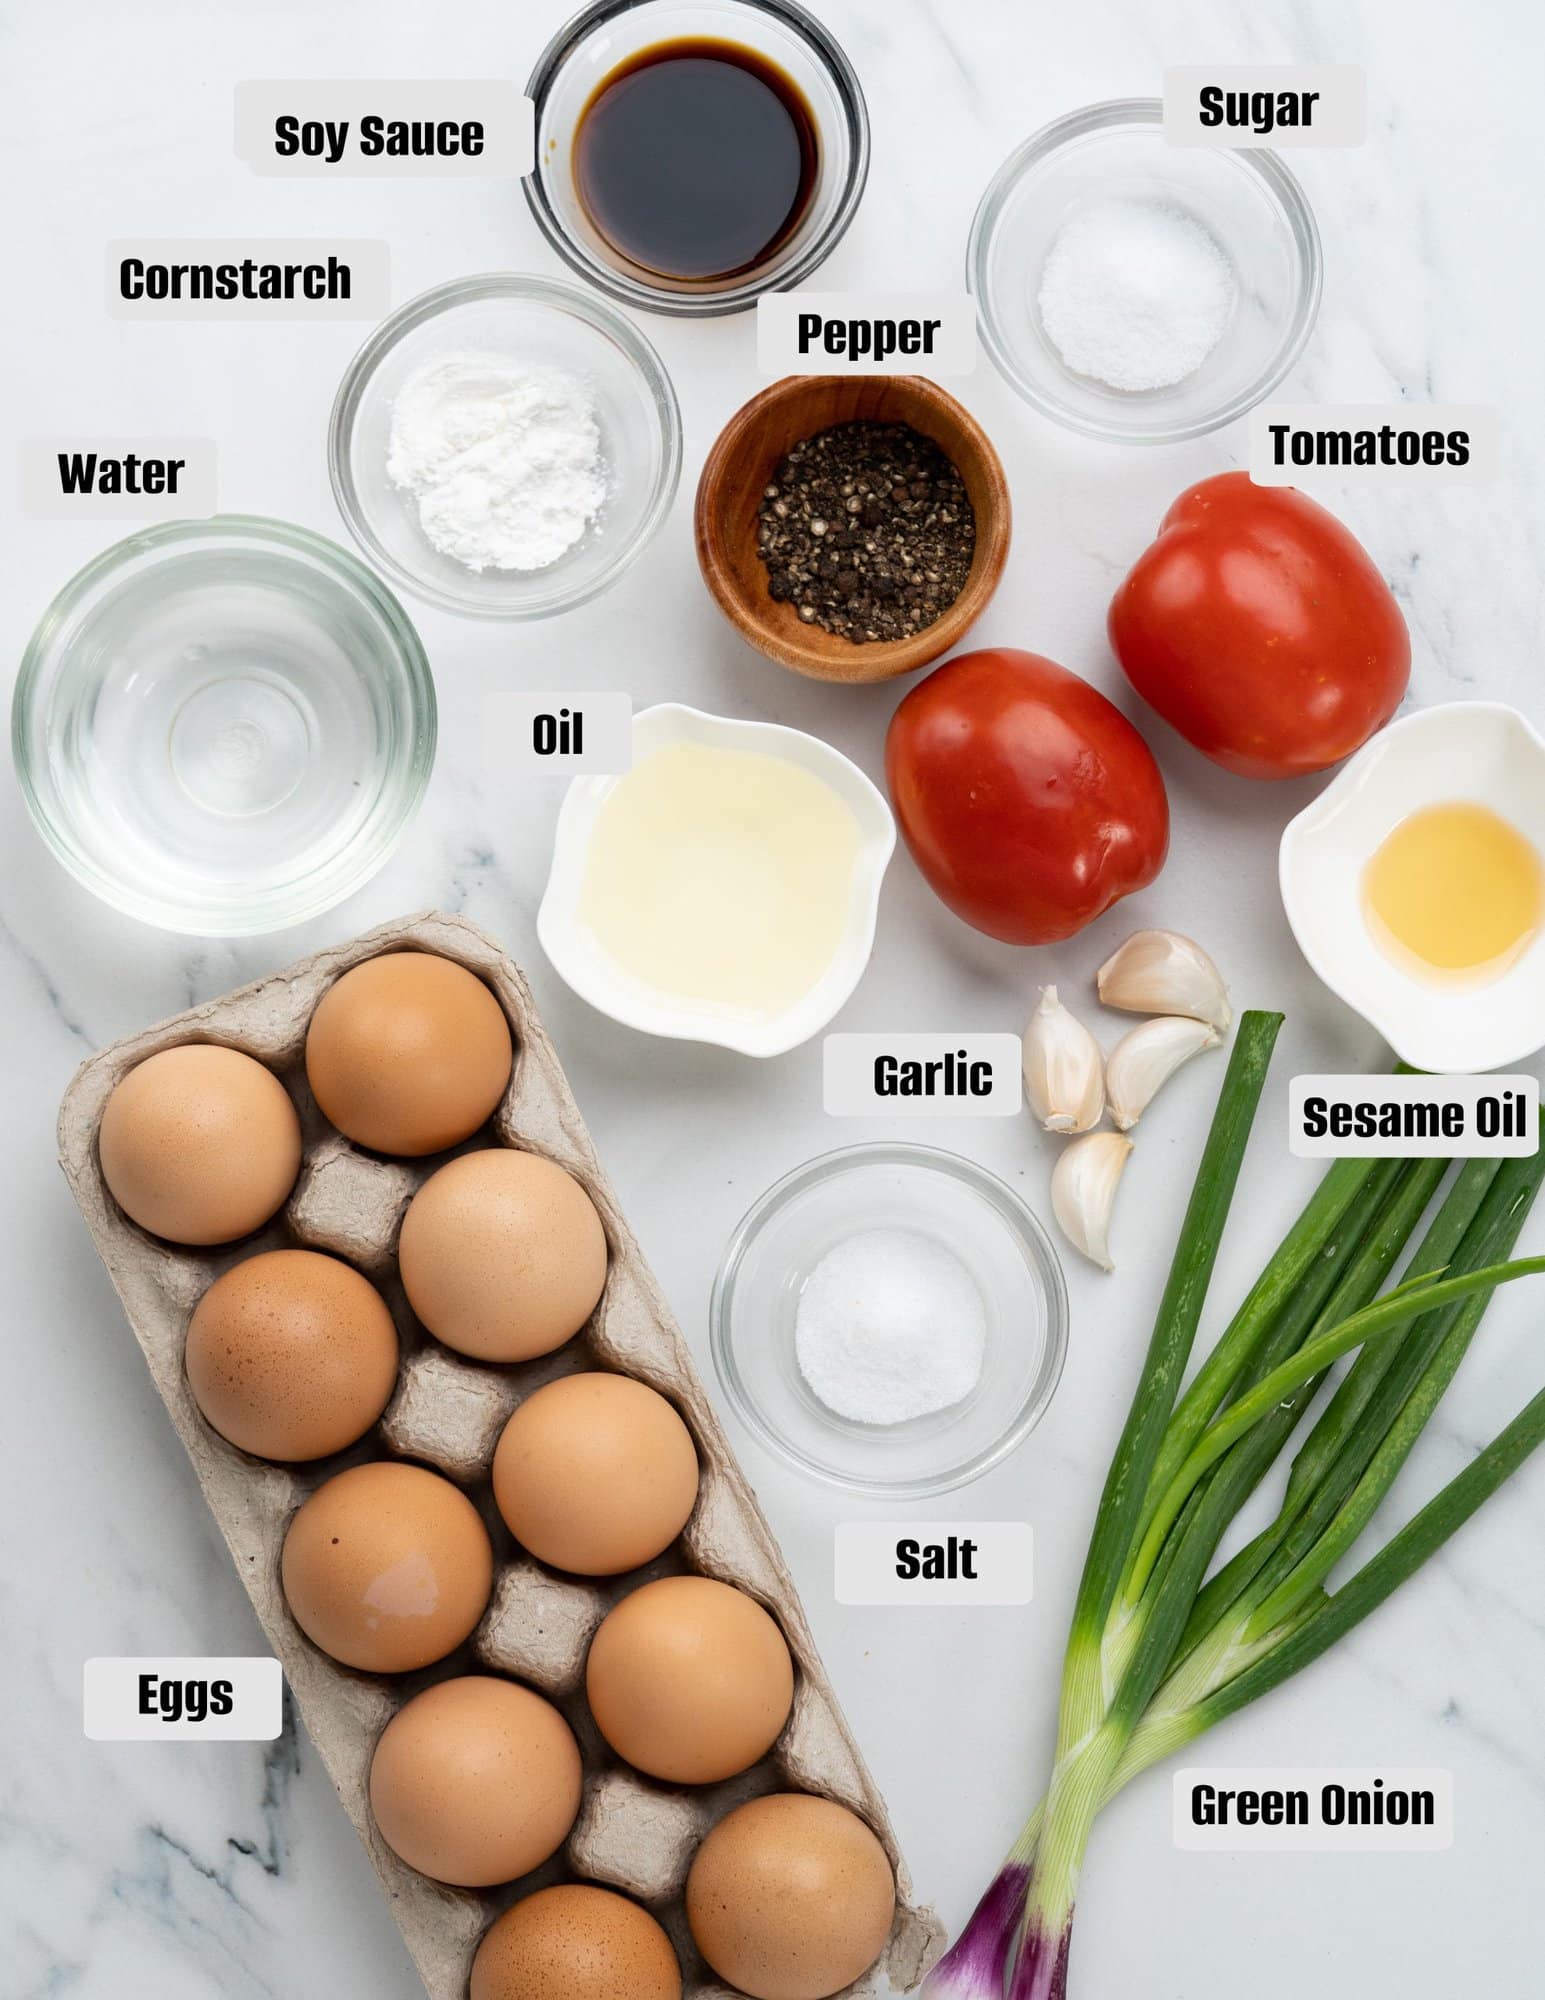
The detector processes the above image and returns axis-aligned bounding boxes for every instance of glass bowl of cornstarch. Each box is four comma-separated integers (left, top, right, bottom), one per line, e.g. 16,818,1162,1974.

330,273,682,618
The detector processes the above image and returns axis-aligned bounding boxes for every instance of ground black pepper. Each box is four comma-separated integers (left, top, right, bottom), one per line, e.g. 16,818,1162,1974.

757,421,975,643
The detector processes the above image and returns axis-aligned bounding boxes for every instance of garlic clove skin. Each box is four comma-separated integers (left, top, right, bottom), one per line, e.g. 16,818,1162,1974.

1051,1131,1133,1272
1096,929,1232,1033
1023,986,1105,1134
1105,1016,1221,1131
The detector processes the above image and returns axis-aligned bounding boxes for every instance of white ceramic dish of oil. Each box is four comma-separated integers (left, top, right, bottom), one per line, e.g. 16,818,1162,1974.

537,703,895,1057
1280,702,1545,1072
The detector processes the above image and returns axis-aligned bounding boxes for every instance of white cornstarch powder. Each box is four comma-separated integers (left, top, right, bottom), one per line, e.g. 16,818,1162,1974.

387,352,607,572
795,1227,988,1426
1036,199,1238,393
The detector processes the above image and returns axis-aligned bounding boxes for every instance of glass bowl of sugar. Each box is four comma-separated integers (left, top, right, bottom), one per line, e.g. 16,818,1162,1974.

968,99,1321,444
329,273,682,619
710,1143,1069,1498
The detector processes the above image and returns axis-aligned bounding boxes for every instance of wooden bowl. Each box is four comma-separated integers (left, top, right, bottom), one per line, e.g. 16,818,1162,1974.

694,375,1012,684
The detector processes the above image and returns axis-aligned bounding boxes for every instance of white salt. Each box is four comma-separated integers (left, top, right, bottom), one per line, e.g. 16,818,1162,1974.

794,1227,987,1426
1036,198,1237,393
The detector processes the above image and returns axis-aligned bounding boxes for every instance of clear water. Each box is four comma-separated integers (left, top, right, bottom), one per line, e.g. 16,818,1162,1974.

50,549,401,920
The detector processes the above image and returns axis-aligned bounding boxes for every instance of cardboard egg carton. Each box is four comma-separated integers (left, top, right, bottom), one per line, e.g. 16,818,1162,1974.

57,911,944,2000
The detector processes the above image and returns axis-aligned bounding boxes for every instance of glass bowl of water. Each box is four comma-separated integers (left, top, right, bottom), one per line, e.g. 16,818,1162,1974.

710,1142,1069,1497
12,517,435,935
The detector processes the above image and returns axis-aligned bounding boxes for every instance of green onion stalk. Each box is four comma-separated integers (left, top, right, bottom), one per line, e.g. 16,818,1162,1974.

922,1015,1545,2000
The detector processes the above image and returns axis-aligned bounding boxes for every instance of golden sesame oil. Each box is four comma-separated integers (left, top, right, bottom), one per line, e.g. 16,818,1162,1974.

1363,800,1544,985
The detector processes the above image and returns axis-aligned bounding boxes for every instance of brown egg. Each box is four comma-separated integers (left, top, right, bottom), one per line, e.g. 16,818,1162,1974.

98,1043,301,1246
185,1250,398,1462
586,1576,794,1785
398,1150,608,1364
280,1461,492,1673
305,952,514,1157
471,1885,681,2000
493,1375,699,1576
368,1676,581,1887
686,1794,896,2000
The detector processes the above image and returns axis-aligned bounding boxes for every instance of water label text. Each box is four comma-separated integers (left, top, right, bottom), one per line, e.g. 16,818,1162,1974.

19,437,217,520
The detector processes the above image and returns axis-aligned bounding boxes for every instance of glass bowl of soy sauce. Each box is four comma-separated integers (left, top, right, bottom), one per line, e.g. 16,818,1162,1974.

525,0,870,316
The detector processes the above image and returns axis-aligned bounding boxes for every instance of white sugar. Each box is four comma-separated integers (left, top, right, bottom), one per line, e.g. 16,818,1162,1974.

1037,198,1237,393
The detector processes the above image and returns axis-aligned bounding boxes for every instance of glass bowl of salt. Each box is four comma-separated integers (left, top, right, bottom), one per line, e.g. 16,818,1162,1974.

968,98,1321,444
710,1142,1069,1497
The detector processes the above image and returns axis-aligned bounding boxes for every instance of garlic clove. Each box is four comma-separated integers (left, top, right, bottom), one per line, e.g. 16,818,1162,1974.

1096,929,1232,1033
1023,985,1105,1134
1105,1016,1221,1130
1051,1131,1133,1272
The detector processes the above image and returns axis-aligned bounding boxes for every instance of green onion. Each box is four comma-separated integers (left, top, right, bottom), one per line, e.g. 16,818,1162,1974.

924,1028,1545,2000
1052,1012,1282,1761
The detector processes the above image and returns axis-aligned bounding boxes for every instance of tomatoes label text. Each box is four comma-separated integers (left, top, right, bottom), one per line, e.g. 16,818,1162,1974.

1250,405,1498,490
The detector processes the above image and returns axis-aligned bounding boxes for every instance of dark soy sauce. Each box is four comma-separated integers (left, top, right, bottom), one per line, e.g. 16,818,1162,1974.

574,39,819,283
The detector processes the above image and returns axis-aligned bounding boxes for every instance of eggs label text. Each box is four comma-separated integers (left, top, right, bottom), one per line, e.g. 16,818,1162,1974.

234,82,534,178
1290,1074,1539,1159
823,1033,1023,1117
83,1656,283,1741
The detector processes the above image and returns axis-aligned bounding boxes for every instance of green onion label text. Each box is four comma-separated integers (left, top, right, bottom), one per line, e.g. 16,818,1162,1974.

1174,1768,1453,1852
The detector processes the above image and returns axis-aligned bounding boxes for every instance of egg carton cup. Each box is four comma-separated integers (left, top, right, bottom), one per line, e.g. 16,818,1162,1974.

57,911,943,2000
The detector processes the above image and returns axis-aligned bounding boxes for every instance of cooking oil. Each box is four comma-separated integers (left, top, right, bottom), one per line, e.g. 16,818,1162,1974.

579,739,862,1021
1363,800,1543,985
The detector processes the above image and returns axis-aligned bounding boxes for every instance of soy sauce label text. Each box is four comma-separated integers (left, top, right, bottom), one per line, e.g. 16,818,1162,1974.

1164,65,1367,148
235,82,533,177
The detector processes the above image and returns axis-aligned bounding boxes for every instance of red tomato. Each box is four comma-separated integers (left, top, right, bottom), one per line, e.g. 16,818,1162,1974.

1109,472,1410,781
884,648,1169,946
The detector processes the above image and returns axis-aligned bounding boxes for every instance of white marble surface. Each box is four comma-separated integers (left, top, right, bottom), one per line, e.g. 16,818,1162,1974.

5,1,1545,1995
